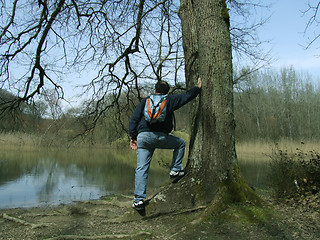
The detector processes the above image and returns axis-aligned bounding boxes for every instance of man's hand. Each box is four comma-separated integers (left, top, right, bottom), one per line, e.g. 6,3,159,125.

130,139,137,151
197,77,202,89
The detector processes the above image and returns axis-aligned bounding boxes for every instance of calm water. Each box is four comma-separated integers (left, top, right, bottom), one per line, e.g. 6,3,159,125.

0,148,269,209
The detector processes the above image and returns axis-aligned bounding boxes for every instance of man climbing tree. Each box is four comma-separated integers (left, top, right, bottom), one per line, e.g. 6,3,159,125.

129,78,202,210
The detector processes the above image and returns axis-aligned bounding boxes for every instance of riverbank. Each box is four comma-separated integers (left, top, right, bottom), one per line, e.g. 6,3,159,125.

1,189,320,240
1,136,319,239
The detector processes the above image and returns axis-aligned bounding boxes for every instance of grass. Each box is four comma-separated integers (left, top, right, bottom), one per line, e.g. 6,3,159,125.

0,131,123,150
0,132,40,151
236,139,320,162
1,131,320,160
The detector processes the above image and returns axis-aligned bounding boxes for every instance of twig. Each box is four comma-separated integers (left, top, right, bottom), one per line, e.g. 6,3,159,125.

2,213,53,229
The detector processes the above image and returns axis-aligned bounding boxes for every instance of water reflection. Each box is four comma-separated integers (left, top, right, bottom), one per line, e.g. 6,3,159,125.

239,160,270,189
0,149,270,209
0,149,168,209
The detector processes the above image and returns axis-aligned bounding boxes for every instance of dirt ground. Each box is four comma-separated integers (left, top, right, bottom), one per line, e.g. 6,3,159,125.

1,190,320,240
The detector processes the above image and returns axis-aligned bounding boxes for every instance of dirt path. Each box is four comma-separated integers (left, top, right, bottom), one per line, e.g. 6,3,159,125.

1,192,320,240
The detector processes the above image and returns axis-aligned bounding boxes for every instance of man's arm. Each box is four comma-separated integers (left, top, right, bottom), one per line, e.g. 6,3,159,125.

169,77,202,111
129,98,146,140
129,100,145,151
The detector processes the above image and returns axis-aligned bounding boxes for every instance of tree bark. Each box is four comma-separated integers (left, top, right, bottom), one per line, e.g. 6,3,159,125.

181,0,236,198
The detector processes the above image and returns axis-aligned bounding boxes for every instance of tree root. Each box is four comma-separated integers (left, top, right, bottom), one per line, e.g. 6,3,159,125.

2,213,53,229
43,231,152,240
101,205,207,224
142,205,207,220
172,205,207,216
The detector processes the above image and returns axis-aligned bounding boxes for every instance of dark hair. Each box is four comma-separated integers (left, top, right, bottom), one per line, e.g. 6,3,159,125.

155,81,170,94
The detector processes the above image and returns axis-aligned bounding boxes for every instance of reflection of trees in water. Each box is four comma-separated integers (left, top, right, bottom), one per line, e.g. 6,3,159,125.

0,148,270,207
0,152,40,184
0,149,169,206
35,157,137,201
38,160,59,203
238,160,269,189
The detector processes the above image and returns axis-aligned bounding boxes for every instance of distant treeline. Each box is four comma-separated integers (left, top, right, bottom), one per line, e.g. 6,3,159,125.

234,67,320,141
1,67,320,146
0,89,44,133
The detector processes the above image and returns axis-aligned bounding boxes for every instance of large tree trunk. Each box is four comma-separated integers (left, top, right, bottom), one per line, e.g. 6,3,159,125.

180,0,236,201
149,0,257,214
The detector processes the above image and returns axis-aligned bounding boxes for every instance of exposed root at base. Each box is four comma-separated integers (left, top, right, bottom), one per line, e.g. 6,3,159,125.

142,205,207,220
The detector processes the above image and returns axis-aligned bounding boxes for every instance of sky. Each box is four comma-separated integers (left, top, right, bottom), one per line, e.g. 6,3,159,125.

59,1,320,105
4,1,318,106
60,1,320,105
255,0,320,81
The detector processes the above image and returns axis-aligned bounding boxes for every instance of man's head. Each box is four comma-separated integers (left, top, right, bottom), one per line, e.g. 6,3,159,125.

155,81,170,94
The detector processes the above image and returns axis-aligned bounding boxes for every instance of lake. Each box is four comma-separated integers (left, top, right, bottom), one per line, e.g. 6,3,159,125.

0,148,270,209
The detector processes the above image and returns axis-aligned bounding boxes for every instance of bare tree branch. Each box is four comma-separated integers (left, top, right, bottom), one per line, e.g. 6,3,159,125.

0,0,271,138
0,0,18,42
302,1,320,49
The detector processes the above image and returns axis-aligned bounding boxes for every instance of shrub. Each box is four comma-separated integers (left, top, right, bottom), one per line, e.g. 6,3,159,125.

268,147,320,198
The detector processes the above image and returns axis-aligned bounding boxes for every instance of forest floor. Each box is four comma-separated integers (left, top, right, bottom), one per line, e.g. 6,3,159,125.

1,189,320,240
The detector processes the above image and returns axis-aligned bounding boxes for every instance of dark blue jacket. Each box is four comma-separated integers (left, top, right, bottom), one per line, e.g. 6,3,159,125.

129,86,201,140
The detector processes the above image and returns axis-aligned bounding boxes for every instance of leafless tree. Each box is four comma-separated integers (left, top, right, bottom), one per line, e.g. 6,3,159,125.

1,1,187,131
0,1,269,120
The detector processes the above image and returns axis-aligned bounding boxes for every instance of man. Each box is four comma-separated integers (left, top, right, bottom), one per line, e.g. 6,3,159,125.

129,78,202,210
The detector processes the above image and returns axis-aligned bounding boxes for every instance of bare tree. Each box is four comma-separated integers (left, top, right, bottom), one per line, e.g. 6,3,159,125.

1,0,188,132
0,0,268,115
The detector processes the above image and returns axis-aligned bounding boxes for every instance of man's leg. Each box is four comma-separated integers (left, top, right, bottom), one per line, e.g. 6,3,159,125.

134,132,155,202
169,136,185,171
156,133,186,172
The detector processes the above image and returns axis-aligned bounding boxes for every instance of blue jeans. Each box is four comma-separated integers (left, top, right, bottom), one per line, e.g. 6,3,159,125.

134,131,186,202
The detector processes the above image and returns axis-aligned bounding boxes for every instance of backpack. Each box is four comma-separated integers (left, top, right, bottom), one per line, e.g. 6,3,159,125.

144,94,168,124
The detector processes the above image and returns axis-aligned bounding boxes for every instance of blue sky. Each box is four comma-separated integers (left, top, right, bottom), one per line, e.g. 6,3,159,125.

256,0,320,80
60,1,320,104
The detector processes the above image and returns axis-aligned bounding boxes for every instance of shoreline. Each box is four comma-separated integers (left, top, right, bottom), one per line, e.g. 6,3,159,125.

1,190,320,240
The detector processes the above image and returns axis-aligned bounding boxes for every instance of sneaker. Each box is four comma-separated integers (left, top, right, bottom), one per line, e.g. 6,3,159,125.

170,170,185,183
132,200,145,210
170,169,185,178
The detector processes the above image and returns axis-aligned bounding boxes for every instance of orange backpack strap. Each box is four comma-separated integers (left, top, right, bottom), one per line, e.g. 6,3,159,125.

152,99,167,120
146,98,152,118
144,95,168,123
